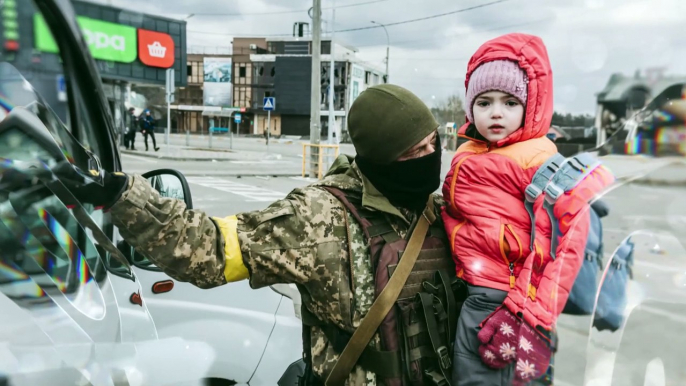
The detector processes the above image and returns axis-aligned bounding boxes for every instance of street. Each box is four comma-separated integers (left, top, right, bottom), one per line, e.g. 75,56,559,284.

122,143,686,386
130,133,356,160
158,133,357,159
122,133,461,178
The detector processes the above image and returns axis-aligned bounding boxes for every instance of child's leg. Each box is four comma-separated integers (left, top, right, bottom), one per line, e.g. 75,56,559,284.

452,285,514,386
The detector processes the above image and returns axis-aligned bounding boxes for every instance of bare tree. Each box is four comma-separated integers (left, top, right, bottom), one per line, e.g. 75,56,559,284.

431,95,466,126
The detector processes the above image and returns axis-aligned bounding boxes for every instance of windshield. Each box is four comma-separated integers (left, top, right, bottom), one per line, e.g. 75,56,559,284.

0,62,159,381
0,63,101,173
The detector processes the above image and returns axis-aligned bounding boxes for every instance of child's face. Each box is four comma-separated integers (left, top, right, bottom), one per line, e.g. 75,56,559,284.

472,91,525,143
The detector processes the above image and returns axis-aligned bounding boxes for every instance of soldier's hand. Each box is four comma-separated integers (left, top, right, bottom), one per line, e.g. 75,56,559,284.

52,162,129,210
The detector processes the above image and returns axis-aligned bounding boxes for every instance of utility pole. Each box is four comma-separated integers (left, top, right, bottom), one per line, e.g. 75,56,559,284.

165,68,175,146
327,0,336,146
309,0,322,178
372,21,390,83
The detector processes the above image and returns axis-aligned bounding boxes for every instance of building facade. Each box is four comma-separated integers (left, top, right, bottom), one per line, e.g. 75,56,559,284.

174,50,236,134
233,36,386,139
6,0,187,136
171,37,385,138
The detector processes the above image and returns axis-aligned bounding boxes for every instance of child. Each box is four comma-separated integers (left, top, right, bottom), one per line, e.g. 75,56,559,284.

442,33,613,385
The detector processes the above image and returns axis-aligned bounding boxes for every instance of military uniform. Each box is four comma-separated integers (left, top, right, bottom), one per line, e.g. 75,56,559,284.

110,155,446,385
47,84,450,384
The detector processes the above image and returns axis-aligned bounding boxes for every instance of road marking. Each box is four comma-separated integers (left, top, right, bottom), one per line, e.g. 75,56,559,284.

639,304,686,324
290,176,318,183
633,260,686,273
229,160,294,165
122,153,158,163
621,215,686,227
186,177,286,202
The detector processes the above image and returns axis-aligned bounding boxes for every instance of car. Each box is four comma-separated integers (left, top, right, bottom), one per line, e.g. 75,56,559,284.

0,1,303,385
623,82,686,156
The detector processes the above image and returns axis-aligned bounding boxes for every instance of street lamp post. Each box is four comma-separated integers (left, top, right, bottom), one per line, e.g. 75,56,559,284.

371,21,390,83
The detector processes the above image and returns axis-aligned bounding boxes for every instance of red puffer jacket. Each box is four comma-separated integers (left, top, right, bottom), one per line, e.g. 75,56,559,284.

441,33,614,331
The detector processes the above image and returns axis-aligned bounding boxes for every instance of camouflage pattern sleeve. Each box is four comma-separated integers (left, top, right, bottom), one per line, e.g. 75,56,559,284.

236,185,348,289
109,175,227,289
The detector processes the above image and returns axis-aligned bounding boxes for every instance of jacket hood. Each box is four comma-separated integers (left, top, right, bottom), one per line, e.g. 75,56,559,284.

459,33,554,148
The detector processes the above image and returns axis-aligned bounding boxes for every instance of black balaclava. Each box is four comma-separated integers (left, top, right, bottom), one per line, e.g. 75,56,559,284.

356,135,442,212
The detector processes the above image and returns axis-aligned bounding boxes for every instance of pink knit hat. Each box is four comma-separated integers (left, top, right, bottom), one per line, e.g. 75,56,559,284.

465,60,529,123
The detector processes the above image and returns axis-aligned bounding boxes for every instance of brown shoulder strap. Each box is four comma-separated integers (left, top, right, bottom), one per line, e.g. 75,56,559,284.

325,197,436,385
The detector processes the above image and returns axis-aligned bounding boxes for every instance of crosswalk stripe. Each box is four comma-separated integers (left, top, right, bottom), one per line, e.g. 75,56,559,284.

186,177,286,202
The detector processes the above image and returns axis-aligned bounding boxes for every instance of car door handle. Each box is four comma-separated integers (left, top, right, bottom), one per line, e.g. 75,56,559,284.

152,280,174,294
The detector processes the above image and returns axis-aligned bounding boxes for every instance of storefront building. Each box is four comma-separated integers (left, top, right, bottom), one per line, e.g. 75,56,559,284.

4,0,187,136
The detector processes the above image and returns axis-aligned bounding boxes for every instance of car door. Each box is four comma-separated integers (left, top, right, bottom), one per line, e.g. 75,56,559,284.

0,1,215,384
125,172,283,383
30,1,284,382
130,265,283,382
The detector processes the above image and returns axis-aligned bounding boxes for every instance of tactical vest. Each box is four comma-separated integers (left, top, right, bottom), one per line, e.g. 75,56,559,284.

300,187,467,386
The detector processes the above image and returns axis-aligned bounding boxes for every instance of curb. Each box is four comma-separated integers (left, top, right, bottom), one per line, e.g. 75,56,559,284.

121,150,287,162
616,177,686,186
614,175,686,186
183,173,303,178
122,150,240,162
611,159,686,186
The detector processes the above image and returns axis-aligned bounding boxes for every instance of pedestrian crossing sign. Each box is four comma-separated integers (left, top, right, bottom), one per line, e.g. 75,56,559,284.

263,97,275,111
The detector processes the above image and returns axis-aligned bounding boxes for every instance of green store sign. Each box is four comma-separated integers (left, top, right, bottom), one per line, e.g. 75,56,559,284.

34,14,137,63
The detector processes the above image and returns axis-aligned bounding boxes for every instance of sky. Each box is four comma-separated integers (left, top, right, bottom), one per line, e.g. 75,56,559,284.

90,0,686,115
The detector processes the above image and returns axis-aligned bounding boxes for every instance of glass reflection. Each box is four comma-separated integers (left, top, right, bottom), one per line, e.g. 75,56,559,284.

148,174,185,201
582,174,686,385
626,83,686,156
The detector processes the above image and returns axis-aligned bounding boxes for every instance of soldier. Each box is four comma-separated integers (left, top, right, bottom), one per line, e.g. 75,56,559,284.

58,84,459,385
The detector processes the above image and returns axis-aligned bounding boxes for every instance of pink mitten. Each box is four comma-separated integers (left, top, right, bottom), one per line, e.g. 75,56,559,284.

512,323,552,385
477,306,553,384
477,306,521,369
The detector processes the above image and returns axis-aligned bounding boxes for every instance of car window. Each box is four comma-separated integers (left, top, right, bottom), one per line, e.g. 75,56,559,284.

1,10,131,286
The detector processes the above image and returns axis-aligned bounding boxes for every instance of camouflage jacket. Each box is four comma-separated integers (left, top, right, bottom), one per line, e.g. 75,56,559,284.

110,155,445,385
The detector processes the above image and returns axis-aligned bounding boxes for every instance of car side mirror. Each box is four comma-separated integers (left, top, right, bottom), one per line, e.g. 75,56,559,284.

119,169,193,272
142,169,193,209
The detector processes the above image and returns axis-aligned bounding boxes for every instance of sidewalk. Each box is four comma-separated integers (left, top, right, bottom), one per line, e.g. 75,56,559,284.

600,154,686,186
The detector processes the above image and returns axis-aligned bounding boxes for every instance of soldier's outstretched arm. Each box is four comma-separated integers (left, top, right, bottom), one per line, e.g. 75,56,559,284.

109,175,331,289
110,175,228,288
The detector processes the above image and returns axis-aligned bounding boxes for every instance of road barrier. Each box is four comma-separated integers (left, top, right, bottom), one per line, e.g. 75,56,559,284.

302,143,340,179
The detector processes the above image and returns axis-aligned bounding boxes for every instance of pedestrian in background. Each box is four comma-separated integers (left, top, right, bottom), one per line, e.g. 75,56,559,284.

140,109,160,152
124,107,137,150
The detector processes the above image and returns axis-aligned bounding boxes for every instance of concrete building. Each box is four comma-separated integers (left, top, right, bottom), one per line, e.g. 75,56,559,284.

232,36,386,139
174,46,234,134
